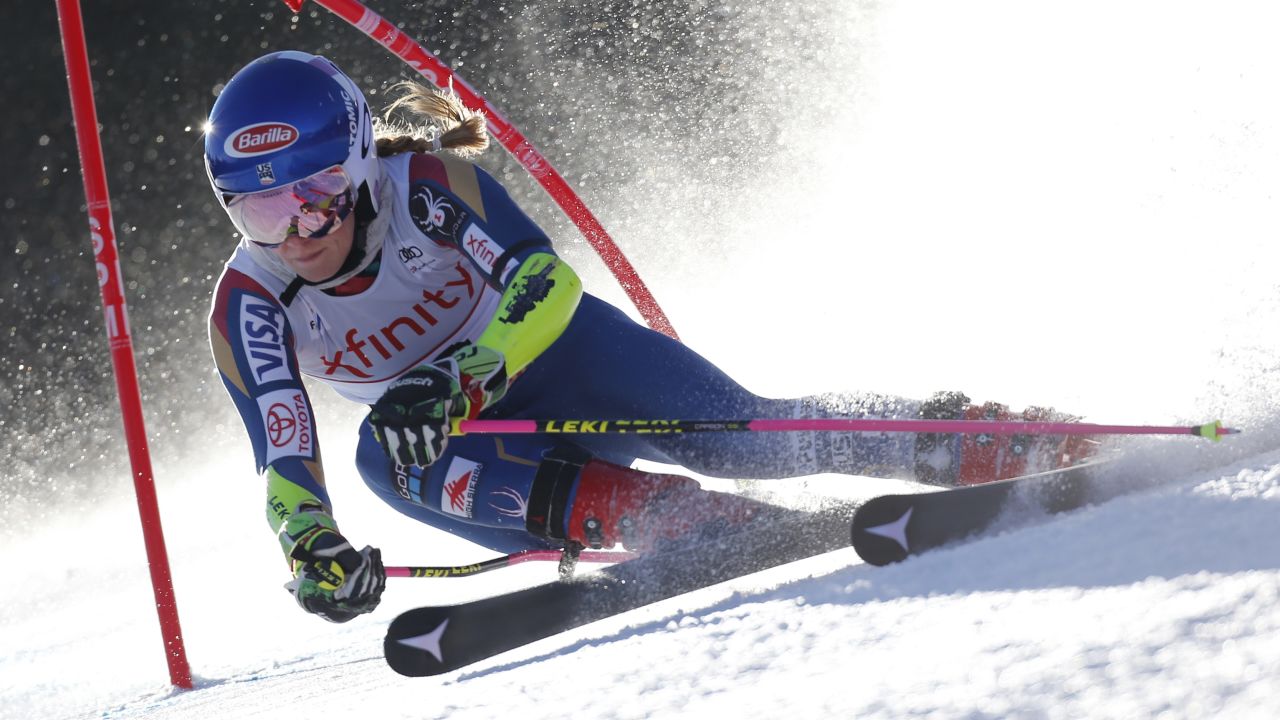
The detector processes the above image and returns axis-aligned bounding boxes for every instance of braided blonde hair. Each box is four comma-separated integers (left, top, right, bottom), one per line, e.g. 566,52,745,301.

376,81,489,158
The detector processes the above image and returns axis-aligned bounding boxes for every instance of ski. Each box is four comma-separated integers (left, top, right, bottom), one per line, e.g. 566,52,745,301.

384,507,855,677
851,461,1106,566
385,462,1112,675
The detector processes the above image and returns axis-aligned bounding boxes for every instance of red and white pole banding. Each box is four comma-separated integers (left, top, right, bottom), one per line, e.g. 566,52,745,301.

283,0,679,340
55,0,192,689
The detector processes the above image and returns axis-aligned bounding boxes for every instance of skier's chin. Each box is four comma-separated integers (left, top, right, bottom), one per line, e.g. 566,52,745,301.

279,222,355,281
285,251,342,282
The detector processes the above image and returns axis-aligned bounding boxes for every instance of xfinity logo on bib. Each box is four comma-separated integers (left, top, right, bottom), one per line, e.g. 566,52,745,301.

225,122,299,158
238,295,292,387
317,262,478,379
442,457,481,518
462,224,497,274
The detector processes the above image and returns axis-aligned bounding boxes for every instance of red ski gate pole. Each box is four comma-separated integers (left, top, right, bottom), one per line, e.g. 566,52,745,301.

282,0,679,340
55,0,192,689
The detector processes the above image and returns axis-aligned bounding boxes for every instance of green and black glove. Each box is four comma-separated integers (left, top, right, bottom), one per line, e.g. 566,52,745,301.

280,502,385,623
369,343,508,467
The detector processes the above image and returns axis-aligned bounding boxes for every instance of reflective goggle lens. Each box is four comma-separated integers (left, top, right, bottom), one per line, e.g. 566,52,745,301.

225,167,354,245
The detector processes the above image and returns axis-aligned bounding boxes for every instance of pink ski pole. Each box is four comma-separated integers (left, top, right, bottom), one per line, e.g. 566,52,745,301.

451,418,1238,441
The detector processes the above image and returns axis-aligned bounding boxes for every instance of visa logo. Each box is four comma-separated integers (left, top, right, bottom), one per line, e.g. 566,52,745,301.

239,295,292,386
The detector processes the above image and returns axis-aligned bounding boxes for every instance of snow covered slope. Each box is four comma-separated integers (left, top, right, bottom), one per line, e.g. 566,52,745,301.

7,1,1280,718
6,447,1279,719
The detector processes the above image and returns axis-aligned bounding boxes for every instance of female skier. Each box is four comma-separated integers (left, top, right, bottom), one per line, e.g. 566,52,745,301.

205,51,1089,623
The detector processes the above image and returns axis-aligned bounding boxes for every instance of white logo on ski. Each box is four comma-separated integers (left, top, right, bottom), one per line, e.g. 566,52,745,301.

863,506,914,553
396,618,450,663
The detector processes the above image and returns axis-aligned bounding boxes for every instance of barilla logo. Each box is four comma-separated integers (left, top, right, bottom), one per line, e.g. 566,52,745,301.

225,122,299,158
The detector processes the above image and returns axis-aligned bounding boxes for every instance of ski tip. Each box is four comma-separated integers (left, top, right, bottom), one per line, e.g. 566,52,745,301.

385,609,453,677
1197,420,1238,441
851,498,915,566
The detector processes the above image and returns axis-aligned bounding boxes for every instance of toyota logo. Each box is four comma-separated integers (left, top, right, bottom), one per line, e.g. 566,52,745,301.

267,403,297,447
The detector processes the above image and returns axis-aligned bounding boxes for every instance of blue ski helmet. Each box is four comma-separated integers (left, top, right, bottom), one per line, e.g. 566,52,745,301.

204,51,380,233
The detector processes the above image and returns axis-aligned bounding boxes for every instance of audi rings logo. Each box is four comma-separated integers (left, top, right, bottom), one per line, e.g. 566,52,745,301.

266,403,297,447
399,246,424,264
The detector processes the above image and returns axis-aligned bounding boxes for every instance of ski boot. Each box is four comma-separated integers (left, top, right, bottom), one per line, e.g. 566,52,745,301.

526,448,799,553
914,391,1098,487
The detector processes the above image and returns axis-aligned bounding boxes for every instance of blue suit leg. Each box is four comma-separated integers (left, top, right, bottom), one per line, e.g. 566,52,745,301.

495,294,919,479
355,419,566,553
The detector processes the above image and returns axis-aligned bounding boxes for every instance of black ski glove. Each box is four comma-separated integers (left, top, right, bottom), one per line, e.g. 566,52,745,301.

369,344,508,467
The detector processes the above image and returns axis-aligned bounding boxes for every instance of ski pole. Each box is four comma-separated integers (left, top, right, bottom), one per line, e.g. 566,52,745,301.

451,418,1238,441
280,0,678,340
386,549,633,578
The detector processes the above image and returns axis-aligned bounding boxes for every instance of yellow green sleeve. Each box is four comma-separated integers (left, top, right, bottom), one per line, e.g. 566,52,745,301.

477,252,582,376
265,466,329,556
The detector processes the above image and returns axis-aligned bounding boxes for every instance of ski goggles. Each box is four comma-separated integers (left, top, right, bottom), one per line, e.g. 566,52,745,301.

223,166,354,246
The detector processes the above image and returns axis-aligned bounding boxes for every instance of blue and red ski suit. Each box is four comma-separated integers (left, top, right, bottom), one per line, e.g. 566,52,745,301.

210,151,917,554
